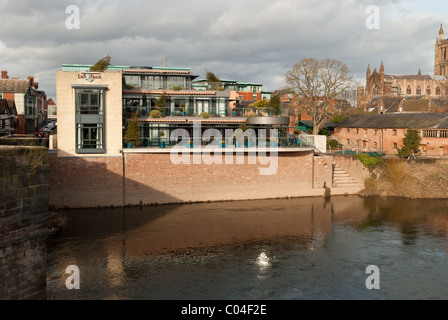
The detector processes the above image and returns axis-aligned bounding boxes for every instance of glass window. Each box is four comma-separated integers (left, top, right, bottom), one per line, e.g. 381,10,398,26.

75,88,106,153
77,90,103,115
77,123,104,150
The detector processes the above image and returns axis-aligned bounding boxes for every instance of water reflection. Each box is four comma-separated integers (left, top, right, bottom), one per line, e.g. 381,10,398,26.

47,196,448,300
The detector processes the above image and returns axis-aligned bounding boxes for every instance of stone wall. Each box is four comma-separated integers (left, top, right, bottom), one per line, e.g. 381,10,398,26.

49,150,336,209
333,154,369,183
0,146,49,300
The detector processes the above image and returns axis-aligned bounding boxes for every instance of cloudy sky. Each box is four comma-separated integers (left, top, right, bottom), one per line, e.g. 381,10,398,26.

0,0,447,101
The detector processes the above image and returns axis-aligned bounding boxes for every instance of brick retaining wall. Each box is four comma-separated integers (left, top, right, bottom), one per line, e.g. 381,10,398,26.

49,150,335,208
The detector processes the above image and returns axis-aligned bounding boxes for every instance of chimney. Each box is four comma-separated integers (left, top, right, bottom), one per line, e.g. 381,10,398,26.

1,71,9,79
28,76,35,88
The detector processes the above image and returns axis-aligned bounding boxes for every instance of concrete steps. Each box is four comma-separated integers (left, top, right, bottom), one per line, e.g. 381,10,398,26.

332,164,363,188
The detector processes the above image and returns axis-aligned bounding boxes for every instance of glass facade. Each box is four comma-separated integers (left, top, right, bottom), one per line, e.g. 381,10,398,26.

124,75,191,90
75,88,106,153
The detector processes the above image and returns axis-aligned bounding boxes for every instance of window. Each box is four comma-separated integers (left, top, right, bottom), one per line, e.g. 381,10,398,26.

393,129,397,136
393,142,398,149
416,86,421,95
347,128,350,133
427,86,431,95
406,86,412,95
75,87,106,153
356,128,359,134
77,124,104,150
436,86,441,95
77,90,103,115
374,129,378,136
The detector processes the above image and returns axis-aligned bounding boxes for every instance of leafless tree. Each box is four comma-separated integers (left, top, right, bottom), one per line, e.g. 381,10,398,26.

285,58,354,135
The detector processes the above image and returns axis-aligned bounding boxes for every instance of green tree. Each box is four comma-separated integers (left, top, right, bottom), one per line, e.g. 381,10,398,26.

205,70,222,90
155,92,167,112
249,99,269,110
397,128,421,158
269,94,282,115
330,114,346,125
124,112,141,147
90,55,111,71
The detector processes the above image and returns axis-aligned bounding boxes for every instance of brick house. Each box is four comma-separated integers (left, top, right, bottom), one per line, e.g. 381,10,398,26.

334,113,448,157
0,71,44,134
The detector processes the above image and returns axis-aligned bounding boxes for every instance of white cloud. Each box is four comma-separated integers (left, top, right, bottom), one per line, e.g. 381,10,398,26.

0,0,447,100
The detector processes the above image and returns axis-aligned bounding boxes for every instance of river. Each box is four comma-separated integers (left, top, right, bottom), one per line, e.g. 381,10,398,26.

46,195,448,300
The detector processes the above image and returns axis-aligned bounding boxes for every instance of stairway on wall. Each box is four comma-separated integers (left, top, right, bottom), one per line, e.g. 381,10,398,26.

332,164,363,188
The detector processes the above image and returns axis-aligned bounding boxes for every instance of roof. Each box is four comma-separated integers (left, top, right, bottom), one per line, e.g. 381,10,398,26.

0,79,31,93
384,74,432,81
337,113,448,129
192,79,263,86
122,68,193,75
299,120,336,129
0,99,17,116
123,89,217,96
62,64,191,73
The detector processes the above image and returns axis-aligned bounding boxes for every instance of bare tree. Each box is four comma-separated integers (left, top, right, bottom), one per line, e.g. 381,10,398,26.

285,58,354,135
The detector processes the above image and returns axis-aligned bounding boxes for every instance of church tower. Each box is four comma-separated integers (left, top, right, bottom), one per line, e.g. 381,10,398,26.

435,24,448,76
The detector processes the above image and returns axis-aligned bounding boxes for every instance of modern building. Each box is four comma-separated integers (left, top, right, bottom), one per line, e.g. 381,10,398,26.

334,113,448,156
192,78,263,102
56,64,295,157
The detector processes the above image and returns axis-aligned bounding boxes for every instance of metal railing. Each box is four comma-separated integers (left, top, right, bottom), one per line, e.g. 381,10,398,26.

126,135,316,149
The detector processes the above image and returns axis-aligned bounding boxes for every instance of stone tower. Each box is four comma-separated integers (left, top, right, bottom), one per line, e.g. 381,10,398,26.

435,24,448,76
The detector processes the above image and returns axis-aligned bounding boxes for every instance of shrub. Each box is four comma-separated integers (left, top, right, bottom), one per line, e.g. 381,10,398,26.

149,110,162,118
172,85,182,91
294,129,302,135
124,112,141,147
200,112,210,119
357,153,382,169
327,139,340,148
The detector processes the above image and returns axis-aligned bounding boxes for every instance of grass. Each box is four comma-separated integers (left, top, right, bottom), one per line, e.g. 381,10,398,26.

382,158,406,186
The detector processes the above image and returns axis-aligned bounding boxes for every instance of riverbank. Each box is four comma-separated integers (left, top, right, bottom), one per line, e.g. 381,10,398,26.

359,158,448,199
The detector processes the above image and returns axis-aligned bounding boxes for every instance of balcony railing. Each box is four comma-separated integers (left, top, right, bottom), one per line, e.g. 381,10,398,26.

126,135,314,149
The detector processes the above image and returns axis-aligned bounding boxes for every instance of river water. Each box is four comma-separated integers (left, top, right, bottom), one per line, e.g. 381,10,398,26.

46,195,448,300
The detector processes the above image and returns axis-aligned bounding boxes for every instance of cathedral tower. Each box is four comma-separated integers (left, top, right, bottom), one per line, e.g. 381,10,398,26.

435,24,448,76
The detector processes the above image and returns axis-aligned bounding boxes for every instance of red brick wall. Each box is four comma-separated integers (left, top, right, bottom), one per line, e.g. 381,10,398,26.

16,115,26,135
238,92,254,101
335,127,448,156
49,150,333,208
